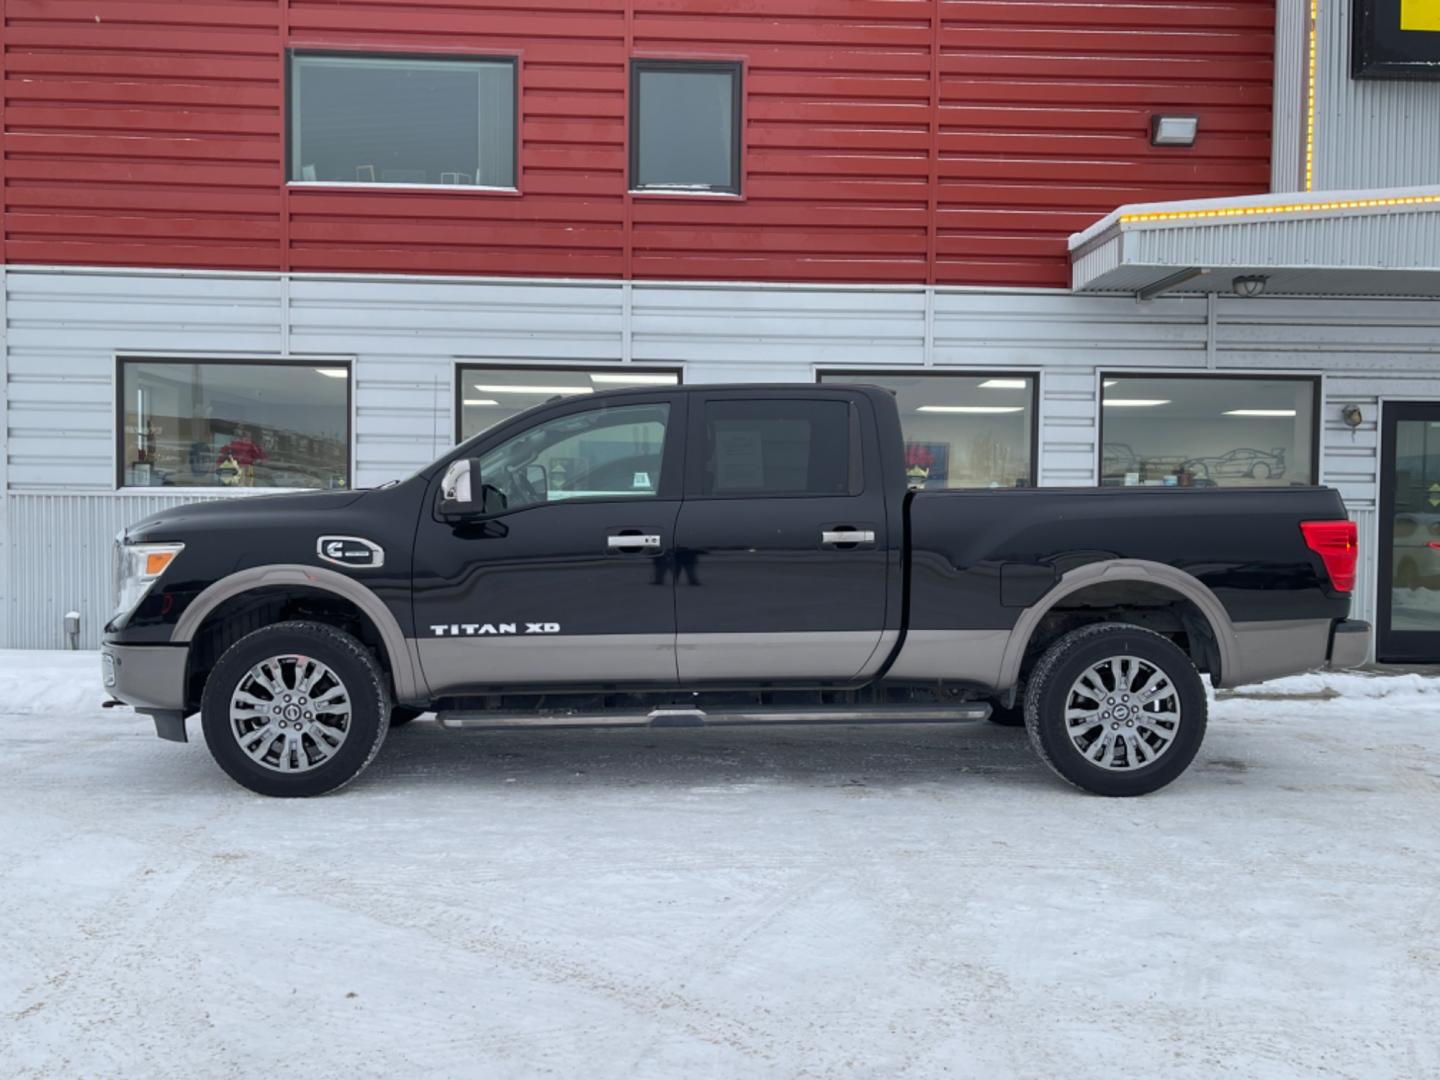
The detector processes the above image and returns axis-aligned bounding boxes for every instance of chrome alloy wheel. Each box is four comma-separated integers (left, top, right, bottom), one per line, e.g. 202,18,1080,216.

229,654,352,774
1063,654,1182,772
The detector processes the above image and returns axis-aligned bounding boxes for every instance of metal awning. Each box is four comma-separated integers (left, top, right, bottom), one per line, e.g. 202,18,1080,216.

1069,186,1440,298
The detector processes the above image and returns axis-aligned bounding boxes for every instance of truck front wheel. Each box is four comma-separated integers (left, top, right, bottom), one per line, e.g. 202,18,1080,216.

200,620,392,797
1023,623,1207,796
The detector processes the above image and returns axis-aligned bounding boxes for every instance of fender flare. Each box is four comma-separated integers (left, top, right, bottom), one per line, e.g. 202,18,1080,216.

171,564,427,704
997,559,1236,690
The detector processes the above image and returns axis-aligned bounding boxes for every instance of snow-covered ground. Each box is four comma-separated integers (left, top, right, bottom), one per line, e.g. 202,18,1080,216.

2,651,1439,1080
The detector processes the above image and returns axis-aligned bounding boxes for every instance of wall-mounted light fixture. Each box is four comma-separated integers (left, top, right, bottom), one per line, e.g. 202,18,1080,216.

1341,404,1364,429
1232,274,1269,298
1150,115,1199,147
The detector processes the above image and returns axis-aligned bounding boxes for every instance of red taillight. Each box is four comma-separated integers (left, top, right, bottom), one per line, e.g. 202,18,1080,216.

1301,520,1358,593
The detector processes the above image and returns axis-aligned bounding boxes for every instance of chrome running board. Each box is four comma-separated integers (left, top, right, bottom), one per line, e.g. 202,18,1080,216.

437,703,991,731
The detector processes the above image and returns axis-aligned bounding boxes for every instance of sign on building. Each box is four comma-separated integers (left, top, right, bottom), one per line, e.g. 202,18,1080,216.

1353,0,1440,78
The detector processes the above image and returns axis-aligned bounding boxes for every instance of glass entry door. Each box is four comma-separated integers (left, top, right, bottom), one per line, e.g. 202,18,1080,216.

1378,403,1440,662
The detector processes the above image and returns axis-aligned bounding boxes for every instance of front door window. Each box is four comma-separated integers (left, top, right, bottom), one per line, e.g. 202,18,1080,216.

477,403,670,513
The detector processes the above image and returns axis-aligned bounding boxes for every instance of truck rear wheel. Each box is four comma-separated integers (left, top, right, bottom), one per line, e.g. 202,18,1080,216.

200,620,391,797
1023,623,1206,796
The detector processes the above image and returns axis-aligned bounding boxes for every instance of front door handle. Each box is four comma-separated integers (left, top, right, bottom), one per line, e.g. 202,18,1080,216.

821,528,875,546
608,533,662,552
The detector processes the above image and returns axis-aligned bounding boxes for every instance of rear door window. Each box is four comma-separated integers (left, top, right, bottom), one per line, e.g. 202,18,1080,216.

699,399,858,497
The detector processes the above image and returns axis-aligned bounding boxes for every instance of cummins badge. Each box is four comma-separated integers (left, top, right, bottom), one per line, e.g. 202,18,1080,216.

317,536,385,569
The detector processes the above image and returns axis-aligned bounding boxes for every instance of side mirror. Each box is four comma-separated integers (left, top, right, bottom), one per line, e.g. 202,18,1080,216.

439,458,486,517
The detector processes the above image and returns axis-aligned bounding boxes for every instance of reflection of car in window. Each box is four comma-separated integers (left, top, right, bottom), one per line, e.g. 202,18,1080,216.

1182,447,1287,481
1392,512,1440,590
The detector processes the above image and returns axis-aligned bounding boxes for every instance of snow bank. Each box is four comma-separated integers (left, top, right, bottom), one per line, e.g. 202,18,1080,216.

1226,669,1440,699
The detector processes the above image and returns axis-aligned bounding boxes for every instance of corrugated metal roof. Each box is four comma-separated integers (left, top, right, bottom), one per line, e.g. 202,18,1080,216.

1070,186,1440,296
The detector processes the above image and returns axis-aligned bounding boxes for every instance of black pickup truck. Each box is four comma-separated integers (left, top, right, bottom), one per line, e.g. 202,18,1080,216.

102,383,1367,798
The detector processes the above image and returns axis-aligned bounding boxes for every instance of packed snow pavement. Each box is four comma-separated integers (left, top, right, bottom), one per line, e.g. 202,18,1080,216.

2,650,1438,1079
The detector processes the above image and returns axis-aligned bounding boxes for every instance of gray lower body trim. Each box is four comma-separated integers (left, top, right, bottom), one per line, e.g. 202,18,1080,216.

883,628,1011,688
418,633,677,692
418,629,902,691
102,643,187,713
1221,618,1334,688
676,630,894,682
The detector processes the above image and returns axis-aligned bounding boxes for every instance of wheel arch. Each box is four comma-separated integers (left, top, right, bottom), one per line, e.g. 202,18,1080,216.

999,560,1236,691
174,565,427,707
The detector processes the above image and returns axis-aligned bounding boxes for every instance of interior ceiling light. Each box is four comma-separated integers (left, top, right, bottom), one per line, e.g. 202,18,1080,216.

978,378,1029,389
1225,409,1296,417
463,399,499,406
1150,115,1199,147
474,384,594,395
589,373,677,385
314,368,348,378
1232,274,1269,298
1103,399,1171,407
917,406,1025,414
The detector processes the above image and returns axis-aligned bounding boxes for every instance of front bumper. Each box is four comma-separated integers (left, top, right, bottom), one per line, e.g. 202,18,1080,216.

1327,619,1371,671
102,642,190,741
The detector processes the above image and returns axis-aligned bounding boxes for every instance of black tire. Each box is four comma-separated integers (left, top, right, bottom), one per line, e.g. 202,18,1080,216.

200,620,391,797
389,706,424,728
1023,623,1207,797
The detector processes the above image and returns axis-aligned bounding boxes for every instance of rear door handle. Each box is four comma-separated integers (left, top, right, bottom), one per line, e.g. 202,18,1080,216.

608,533,662,552
821,528,876,546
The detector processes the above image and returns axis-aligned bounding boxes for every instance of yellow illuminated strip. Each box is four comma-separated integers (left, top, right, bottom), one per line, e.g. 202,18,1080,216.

1305,0,1318,191
1119,193,1440,225
1401,0,1440,32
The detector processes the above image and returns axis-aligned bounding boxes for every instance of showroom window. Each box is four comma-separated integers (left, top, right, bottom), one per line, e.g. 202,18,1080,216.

699,399,857,497
456,366,681,442
630,60,742,194
119,360,351,489
1100,375,1318,487
818,372,1036,489
289,53,517,188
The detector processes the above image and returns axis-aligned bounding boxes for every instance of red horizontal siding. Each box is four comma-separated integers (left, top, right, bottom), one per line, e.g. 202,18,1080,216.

0,0,1275,287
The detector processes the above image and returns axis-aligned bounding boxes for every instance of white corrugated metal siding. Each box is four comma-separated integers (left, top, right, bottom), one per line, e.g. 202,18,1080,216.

7,492,243,649
1271,0,1307,192
1315,0,1440,190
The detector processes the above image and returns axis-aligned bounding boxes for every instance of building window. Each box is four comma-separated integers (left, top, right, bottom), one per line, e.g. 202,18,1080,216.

1100,375,1318,487
456,366,681,442
119,360,351,489
630,60,742,194
818,372,1037,489
289,53,517,189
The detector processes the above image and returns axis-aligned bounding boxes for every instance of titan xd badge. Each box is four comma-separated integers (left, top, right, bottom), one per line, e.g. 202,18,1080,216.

316,536,385,569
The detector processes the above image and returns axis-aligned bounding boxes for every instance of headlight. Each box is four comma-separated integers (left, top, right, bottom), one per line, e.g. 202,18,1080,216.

112,540,184,621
